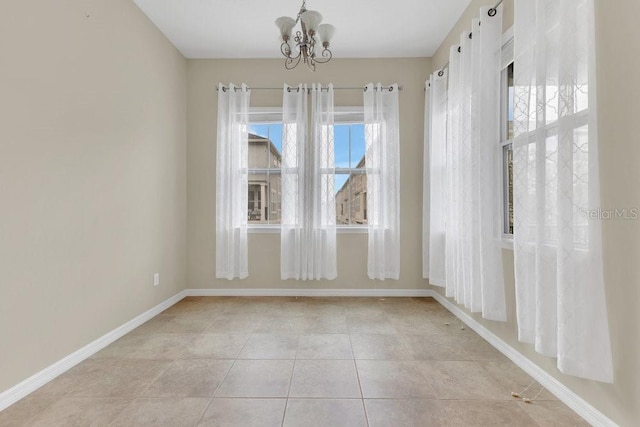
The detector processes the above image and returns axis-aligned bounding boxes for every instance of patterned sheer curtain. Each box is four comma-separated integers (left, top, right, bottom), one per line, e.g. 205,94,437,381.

513,0,613,382
422,79,431,279
440,6,506,321
216,83,250,279
426,73,448,286
365,83,400,280
281,84,337,280
308,84,337,279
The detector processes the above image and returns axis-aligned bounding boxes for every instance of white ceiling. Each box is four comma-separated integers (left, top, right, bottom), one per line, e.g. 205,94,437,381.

132,0,471,59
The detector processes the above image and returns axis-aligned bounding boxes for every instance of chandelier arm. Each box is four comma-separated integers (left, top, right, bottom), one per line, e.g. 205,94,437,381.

312,48,332,64
307,58,316,72
285,55,302,70
280,41,292,58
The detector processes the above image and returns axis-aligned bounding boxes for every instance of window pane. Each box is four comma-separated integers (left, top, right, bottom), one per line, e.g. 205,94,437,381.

335,173,349,224
248,173,281,224
248,124,282,169
350,124,366,168
335,172,367,225
503,144,514,234
268,173,281,224
334,124,350,168
507,63,514,140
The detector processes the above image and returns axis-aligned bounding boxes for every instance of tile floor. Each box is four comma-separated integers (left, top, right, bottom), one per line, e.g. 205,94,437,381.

0,297,589,426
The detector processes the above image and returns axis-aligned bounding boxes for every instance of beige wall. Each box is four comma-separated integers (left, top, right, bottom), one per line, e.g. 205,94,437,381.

187,58,430,290
0,0,187,392
428,0,640,425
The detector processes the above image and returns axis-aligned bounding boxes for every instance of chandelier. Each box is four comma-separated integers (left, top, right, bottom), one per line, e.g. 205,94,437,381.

275,0,335,71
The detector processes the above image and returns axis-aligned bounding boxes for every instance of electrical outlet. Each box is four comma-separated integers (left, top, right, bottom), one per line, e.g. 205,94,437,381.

153,273,160,287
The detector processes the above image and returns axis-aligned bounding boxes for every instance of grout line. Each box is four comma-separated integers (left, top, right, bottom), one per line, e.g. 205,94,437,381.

192,398,214,427
348,333,370,427
211,359,237,398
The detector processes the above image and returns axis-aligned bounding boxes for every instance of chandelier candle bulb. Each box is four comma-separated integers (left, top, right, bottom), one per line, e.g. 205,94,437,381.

300,10,322,34
318,24,335,45
275,16,296,40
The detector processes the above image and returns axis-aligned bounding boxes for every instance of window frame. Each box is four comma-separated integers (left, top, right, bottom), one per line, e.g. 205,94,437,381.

334,107,368,232
500,62,514,241
246,106,369,234
500,27,515,247
247,108,283,233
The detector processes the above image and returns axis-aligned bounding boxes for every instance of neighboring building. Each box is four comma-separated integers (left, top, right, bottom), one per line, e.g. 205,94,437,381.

335,156,367,225
248,133,282,223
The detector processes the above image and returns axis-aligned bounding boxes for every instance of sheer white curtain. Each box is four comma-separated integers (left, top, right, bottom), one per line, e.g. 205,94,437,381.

308,84,337,279
216,83,250,279
281,84,337,280
365,83,400,280
281,84,308,279
426,73,448,286
422,80,431,280
512,0,613,382
440,7,506,320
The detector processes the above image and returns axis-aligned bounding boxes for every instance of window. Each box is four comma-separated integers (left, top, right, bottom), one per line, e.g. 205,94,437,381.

501,62,514,235
247,107,367,230
334,109,367,226
248,111,282,225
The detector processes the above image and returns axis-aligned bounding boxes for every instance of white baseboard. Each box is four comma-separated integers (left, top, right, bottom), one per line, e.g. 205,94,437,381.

430,291,617,427
0,290,188,412
0,287,618,427
186,288,432,297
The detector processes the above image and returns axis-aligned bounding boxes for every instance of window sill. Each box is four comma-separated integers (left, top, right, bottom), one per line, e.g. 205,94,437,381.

248,226,280,234
500,236,514,250
247,226,369,234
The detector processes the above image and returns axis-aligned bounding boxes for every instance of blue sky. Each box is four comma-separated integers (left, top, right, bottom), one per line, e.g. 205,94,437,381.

249,123,365,193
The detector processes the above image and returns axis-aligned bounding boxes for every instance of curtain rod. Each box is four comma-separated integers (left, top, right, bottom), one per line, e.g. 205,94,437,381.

433,0,504,78
217,85,403,92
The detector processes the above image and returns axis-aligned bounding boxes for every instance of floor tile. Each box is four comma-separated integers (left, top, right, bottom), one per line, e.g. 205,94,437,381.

197,398,286,427
66,359,171,397
401,333,471,360
110,397,209,427
142,359,234,397
440,400,539,426
297,334,352,359
417,360,509,400
283,399,367,427
0,397,58,426
516,400,591,426
351,334,413,360
289,360,361,398
252,315,306,334
356,360,436,398
237,334,299,359
364,399,447,427
182,333,250,359
128,333,197,359
206,315,258,333
91,334,147,359
479,360,557,400
154,312,216,334
215,360,294,397
129,314,176,335
299,314,349,333
347,314,397,334
25,397,129,427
